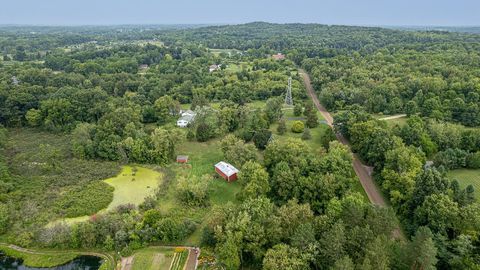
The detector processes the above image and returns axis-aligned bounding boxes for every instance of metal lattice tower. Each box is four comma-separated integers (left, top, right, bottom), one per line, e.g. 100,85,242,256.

285,77,293,106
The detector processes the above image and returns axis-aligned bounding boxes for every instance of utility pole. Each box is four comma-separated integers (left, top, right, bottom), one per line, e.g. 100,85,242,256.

285,77,293,106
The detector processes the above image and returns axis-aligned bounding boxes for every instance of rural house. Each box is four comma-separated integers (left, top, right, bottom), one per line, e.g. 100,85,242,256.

214,161,239,182
209,64,221,72
176,110,196,127
272,53,285,60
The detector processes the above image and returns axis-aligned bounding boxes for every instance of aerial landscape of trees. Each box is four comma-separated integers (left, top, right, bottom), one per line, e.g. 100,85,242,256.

1,22,480,269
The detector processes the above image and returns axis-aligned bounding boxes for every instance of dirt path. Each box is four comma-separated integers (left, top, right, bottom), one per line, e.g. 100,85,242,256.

119,256,134,270
298,69,386,206
184,247,199,270
379,114,407,121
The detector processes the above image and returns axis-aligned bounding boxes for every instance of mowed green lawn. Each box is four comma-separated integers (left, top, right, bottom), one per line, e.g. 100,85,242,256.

157,139,242,245
447,169,480,199
131,247,174,270
270,107,328,149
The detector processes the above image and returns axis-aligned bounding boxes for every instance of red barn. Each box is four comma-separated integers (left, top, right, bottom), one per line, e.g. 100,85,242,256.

176,155,189,163
214,161,239,182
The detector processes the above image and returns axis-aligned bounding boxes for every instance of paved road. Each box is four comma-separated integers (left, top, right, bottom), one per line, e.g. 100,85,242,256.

298,69,386,206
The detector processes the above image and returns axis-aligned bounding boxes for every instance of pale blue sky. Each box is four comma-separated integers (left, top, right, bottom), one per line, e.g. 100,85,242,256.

0,0,478,26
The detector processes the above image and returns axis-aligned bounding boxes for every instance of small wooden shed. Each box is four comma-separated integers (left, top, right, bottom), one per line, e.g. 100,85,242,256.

214,161,239,182
176,155,189,163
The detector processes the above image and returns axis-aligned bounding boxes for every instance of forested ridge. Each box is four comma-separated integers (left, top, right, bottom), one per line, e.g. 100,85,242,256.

1,22,480,269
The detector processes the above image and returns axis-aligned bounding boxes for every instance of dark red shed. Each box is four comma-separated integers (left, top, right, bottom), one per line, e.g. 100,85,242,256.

214,161,239,182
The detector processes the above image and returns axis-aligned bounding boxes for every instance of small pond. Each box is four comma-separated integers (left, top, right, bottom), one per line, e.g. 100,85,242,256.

0,253,103,270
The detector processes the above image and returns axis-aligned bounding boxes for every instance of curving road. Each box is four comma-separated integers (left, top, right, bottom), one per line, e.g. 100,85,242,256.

298,69,386,206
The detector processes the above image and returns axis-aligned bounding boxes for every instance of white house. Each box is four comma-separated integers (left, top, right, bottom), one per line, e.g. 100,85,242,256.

176,110,196,127
209,64,221,72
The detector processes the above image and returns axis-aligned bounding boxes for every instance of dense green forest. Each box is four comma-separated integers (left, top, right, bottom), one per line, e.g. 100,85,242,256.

1,23,480,269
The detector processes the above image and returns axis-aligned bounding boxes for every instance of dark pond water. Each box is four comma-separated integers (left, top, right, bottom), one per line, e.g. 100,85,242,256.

0,253,103,270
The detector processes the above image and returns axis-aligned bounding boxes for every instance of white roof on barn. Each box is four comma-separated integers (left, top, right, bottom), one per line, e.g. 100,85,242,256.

215,161,239,177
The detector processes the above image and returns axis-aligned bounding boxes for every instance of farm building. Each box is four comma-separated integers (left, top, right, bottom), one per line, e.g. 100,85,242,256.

214,161,239,182
272,53,285,60
176,110,196,127
209,64,221,72
176,155,189,163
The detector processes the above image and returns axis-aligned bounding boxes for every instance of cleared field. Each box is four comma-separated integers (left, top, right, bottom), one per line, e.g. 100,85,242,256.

447,169,480,199
270,107,327,149
51,166,162,225
131,247,174,270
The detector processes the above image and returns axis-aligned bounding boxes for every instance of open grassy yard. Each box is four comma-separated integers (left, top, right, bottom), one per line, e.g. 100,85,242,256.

447,169,480,200
155,139,242,246
131,246,174,270
270,107,328,149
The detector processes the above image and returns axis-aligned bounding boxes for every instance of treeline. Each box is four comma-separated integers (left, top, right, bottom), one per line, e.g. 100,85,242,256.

335,108,480,268
0,43,302,128
304,42,480,127
0,126,11,235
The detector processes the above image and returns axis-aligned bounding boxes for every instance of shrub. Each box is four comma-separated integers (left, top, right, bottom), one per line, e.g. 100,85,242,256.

253,129,272,150
55,181,114,218
320,128,336,149
176,175,211,207
302,128,311,140
294,103,303,116
277,118,287,135
291,121,305,133
433,148,468,170
196,123,214,142
221,135,257,167
306,111,319,128
467,151,480,169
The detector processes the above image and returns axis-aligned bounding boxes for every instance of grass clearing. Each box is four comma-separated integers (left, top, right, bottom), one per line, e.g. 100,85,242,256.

5,128,120,232
270,107,329,149
131,246,174,270
52,165,163,225
447,169,480,200
156,139,242,246
0,244,79,268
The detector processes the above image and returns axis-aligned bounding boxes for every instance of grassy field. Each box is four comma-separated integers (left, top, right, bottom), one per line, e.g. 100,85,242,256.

5,128,120,231
52,165,163,225
447,169,480,200
0,245,78,267
270,107,328,149
208,48,241,56
155,139,242,245
131,247,174,270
